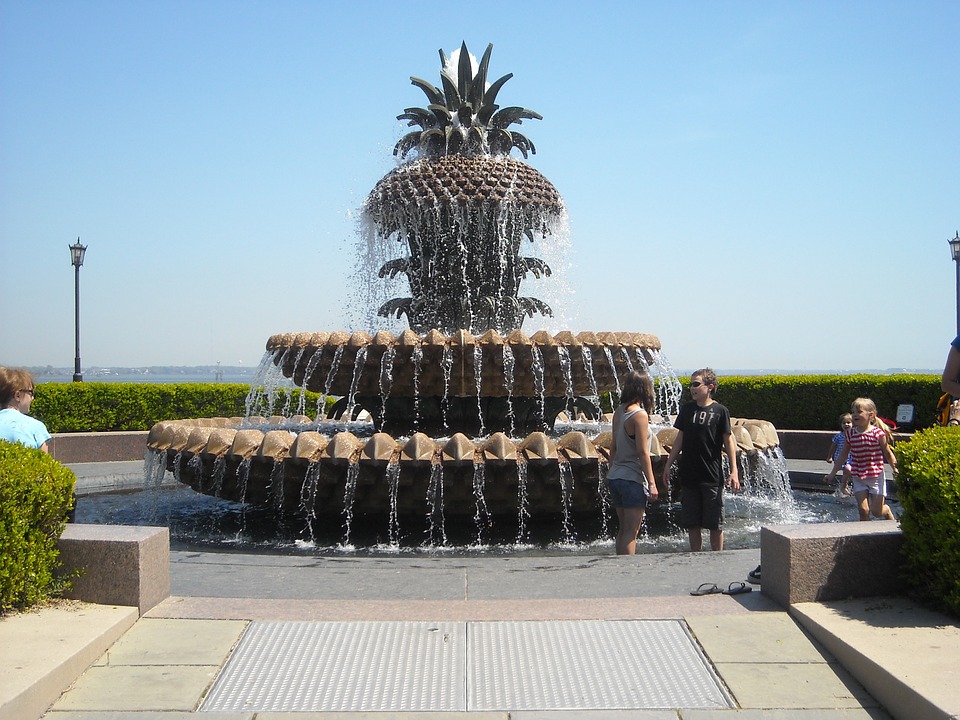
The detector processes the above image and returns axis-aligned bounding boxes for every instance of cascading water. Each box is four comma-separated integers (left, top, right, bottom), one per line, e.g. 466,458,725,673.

142,40,805,554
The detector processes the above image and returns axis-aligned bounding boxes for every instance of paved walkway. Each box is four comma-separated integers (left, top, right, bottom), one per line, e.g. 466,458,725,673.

2,463,958,719
9,549,926,720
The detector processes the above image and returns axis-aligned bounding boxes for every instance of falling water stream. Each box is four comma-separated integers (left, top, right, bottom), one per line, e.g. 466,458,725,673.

80,425,859,557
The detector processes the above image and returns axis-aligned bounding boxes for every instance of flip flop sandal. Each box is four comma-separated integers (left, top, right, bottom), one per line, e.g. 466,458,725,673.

723,581,753,596
690,582,721,596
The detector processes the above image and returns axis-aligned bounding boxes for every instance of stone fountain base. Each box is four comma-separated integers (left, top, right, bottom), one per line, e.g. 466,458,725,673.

147,417,784,522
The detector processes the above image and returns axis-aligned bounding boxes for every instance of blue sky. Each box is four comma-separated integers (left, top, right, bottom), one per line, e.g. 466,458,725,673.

1,1,957,374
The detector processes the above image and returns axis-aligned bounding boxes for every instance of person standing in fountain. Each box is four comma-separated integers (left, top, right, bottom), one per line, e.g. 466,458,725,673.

661,368,740,552
607,370,659,555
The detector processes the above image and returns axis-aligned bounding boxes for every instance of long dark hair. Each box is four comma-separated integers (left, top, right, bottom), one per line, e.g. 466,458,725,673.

620,370,655,414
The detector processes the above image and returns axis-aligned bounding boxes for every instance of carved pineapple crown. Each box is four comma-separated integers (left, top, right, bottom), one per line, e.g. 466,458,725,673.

394,42,542,159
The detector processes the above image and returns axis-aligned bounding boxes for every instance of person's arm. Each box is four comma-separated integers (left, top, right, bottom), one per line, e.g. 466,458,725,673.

609,408,619,459
826,441,838,463
632,410,658,501
824,443,850,482
661,429,683,488
724,432,739,491
942,344,960,397
880,434,897,475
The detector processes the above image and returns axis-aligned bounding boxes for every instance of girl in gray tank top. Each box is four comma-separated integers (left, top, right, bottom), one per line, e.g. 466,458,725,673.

607,370,658,554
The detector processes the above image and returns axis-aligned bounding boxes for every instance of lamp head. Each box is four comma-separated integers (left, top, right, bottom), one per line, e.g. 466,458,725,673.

69,238,87,268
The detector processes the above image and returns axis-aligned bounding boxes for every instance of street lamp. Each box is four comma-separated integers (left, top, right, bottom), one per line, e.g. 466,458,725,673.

950,232,960,337
69,238,87,382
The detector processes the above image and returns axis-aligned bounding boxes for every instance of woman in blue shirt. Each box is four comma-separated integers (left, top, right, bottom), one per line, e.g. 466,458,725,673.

0,367,51,452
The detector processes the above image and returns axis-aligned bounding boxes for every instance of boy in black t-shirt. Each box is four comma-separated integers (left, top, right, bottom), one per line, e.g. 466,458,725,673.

661,368,740,551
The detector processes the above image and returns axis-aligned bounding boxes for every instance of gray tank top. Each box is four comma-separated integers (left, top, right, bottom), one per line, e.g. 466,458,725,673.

607,406,653,486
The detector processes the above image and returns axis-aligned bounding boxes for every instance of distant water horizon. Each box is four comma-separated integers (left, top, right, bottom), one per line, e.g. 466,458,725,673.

27,364,939,384
31,365,260,384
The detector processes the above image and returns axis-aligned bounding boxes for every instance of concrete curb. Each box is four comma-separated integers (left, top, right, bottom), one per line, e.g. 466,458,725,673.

792,599,960,720
0,602,138,720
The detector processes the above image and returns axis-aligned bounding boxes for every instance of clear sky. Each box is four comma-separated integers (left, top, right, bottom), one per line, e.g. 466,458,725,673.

2,1,957,374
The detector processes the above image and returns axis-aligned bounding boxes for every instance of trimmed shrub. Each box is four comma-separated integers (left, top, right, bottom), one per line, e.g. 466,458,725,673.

0,442,75,613
894,428,960,617
690,374,940,430
30,383,329,433
27,375,941,433
31,383,251,432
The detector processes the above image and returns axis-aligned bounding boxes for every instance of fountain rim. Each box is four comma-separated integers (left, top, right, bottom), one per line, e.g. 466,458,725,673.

266,329,663,354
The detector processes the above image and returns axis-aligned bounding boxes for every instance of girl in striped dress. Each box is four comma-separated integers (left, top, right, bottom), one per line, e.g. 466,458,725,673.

824,397,897,521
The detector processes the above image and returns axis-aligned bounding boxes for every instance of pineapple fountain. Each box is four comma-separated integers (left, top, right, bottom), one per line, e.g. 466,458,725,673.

146,43,787,548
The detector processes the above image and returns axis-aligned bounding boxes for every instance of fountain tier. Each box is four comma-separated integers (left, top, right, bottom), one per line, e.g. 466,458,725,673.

267,329,662,434
147,415,784,526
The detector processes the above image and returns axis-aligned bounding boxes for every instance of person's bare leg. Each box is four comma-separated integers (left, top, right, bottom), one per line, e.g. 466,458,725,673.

710,529,723,551
870,494,896,521
616,507,645,555
687,528,703,552
855,490,871,521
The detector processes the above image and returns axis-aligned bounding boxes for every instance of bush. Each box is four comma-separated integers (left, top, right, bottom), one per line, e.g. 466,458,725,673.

698,374,940,430
30,383,328,433
0,442,75,613
894,428,960,617
27,375,941,433
31,383,252,432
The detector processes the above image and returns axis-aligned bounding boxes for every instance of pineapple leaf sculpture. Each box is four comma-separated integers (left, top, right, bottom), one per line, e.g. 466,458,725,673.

363,42,565,335
395,42,542,159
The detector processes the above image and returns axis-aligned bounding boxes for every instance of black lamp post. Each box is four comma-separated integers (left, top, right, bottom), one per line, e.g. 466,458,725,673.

950,232,960,337
69,238,87,382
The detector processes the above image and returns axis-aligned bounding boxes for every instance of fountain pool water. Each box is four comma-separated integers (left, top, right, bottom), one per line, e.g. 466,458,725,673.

76,471,859,556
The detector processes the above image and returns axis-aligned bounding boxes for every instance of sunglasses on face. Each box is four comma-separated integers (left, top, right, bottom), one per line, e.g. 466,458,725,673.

690,381,705,388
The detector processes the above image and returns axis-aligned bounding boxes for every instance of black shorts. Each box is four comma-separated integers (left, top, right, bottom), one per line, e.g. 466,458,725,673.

679,484,724,530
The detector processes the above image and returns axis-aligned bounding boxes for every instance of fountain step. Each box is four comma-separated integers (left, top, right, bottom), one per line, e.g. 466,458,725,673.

201,619,732,713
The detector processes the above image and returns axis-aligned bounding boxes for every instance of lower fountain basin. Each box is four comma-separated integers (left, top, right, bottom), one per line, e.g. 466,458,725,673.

146,416,785,523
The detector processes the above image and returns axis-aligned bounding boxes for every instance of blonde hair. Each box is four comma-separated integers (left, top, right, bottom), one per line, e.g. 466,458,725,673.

850,397,877,416
0,367,35,407
873,416,895,445
851,397,894,444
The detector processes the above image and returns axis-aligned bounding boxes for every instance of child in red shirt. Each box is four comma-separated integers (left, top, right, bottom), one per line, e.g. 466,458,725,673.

824,397,896,521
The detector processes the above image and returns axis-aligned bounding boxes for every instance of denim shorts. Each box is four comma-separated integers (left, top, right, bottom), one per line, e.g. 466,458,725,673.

608,477,648,509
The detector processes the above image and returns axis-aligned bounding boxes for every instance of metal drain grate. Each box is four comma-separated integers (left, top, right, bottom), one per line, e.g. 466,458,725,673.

469,620,731,710
201,620,732,712
202,621,464,712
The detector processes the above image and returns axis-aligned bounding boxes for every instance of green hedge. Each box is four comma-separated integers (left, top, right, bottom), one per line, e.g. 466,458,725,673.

31,383,327,433
29,374,942,433
608,374,940,429
0,443,75,613
894,428,960,617
696,374,941,430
